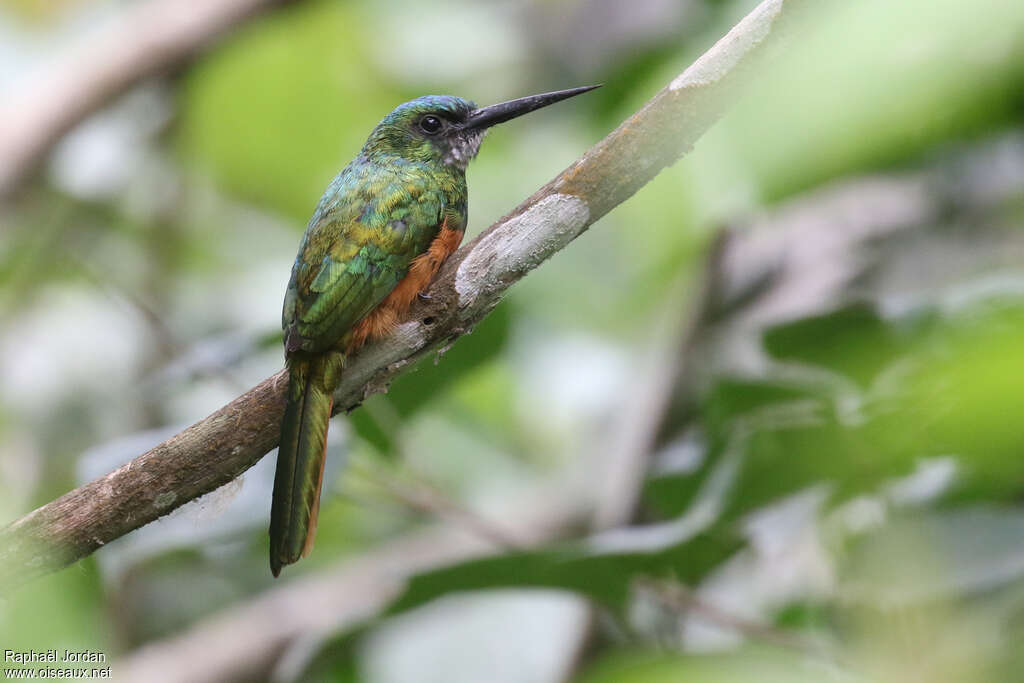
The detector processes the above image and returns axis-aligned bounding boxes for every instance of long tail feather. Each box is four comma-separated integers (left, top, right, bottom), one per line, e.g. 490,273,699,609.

270,352,343,577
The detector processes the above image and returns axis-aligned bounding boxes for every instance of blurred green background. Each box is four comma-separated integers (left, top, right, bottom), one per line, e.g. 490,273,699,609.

3,0,1024,681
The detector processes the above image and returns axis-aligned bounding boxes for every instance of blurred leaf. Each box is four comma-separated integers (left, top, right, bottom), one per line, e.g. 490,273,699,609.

389,302,511,418
762,303,936,388
650,297,1024,525
348,409,393,455
0,0,78,23
835,508,1024,683
179,1,401,222
844,506,1024,606
774,601,833,632
0,560,108,662
349,302,511,455
388,531,738,616
577,648,829,683
720,0,1024,200
296,629,362,683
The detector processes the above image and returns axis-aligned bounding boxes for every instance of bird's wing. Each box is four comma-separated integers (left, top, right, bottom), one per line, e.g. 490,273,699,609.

283,166,446,353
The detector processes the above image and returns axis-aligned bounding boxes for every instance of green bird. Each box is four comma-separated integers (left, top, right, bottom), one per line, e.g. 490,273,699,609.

271,85,599,576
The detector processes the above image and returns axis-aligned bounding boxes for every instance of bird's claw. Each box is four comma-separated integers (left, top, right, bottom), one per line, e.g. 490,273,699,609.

417,291,433,302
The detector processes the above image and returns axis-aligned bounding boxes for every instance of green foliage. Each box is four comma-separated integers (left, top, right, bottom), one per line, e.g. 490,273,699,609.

389,531,739,616
717,0,1024,200
762,303,932,387
179,1,401,223
7,0,1024,679
0,562,108,658
648,299,1024,526
349,301,512,455
578,648,822,683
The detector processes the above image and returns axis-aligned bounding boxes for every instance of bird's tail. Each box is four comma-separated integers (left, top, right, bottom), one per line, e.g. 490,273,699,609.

270,351,344,577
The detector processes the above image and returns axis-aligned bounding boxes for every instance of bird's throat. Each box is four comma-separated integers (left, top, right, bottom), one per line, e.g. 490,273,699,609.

443,129,486,169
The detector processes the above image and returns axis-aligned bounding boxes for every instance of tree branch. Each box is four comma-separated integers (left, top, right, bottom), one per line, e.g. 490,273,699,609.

0,0,805,590
116,491,586,683
0,0,291,199
112,260,714,683
110,87,1024,683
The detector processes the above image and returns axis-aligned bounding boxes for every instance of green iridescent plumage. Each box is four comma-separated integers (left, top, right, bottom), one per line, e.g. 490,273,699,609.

282,97,474,355
271,96,472,577
271,87,600,577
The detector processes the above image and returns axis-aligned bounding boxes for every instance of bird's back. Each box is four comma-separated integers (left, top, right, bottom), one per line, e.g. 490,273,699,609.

283,156,465,354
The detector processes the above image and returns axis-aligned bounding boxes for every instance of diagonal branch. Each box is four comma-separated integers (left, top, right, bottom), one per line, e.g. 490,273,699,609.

0,0,805,590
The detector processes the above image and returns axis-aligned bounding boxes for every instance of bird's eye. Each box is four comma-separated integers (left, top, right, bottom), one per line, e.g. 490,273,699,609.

419,115,443,135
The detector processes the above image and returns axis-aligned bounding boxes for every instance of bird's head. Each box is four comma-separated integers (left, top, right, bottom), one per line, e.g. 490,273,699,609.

361,86,600,170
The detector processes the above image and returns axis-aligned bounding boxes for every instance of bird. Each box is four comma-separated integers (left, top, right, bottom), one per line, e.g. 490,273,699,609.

270,85,600,576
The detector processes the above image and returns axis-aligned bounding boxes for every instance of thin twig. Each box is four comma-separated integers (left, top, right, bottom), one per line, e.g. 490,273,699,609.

592,232,733,531
351,401,525,550
363,466,525,551
72,255,251,392
633,576,837,658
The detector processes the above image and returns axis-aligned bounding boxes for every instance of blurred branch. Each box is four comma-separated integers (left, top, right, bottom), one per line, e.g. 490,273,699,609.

556,235,733,683
0,0,290,199
347,401,526,549
0,0,806,590
360,467,527,551
633,576,835,657
72,254,251,390
592,233,731,530
117,492,585,683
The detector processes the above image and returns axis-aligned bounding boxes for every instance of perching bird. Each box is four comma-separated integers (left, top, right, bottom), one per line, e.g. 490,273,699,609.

270,85,599,576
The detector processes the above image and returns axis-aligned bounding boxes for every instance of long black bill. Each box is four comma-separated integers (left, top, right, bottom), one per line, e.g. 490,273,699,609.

464,85,601,131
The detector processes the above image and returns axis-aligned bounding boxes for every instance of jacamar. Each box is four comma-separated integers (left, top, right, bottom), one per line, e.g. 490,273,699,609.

270,85,599,576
